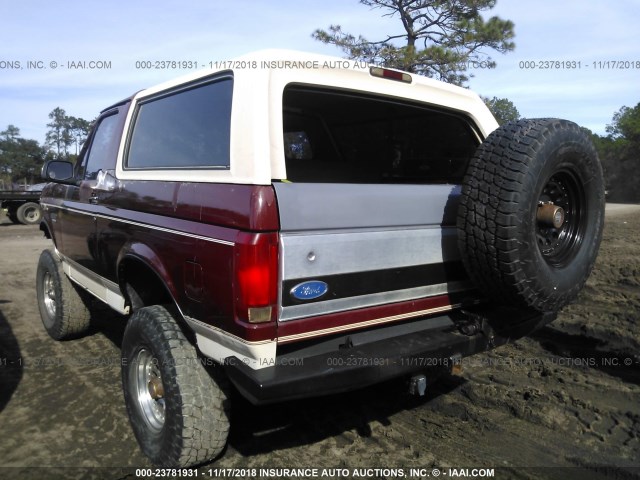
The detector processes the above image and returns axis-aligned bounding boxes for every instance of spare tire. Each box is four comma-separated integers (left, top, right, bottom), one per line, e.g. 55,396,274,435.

457,118,605,313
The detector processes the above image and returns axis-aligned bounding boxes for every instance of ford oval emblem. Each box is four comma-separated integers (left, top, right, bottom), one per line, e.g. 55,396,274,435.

290,281,329,301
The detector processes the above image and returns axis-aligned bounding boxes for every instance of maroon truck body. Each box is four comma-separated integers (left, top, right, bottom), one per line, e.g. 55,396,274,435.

34,51,603,468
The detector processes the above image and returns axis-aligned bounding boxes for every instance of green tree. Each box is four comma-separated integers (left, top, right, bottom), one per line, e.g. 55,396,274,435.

1,124,20,142
68,116,92,155
482,96,520,125
606,104,640,143
0,125,45,187
313,0,515,85
45,107,73,159
589,103,640,203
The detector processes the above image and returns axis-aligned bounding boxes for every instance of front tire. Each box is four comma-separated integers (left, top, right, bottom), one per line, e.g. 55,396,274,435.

457,119,605,312
121,305,230,467
36,249,92,340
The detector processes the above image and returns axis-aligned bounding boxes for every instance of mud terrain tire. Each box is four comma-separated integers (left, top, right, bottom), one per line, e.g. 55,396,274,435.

458,118,605,312
36,249,92,339
121,305,230,467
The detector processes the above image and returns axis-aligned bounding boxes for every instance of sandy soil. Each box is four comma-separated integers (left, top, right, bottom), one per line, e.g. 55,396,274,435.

0,205,638,479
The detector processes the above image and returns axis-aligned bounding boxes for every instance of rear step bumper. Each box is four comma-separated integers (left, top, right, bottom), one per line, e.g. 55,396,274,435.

224,307,555,405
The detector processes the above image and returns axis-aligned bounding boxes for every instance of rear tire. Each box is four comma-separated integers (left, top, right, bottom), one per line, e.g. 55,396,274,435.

36,249,92,340
16,202,42,225
457,118,605,312
121,305,230,467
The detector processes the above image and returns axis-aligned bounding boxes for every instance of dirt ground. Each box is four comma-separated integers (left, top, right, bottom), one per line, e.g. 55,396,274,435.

0,205,638,480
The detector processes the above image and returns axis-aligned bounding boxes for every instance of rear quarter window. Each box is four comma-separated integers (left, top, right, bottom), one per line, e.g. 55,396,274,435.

126,76,233,170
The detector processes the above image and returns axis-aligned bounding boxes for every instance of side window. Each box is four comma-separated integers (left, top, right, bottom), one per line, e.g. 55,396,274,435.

126,77,233,169
83,113,121,180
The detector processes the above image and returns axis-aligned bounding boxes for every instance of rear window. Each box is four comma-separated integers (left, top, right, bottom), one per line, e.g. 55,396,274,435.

283,86,480,184
127,76,232,170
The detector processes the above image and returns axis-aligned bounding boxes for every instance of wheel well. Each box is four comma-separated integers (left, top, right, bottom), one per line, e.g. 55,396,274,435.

40,222,52,239
119,258,174,311
4,201,21,213
119,258,197,344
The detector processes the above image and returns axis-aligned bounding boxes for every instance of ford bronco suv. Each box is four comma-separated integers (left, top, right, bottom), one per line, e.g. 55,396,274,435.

36,50,604,467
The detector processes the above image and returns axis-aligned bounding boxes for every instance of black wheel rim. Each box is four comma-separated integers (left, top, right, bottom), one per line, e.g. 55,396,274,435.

536,169,586,267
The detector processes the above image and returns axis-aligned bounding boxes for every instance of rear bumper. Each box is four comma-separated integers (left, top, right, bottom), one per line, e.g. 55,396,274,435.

224,306,555,405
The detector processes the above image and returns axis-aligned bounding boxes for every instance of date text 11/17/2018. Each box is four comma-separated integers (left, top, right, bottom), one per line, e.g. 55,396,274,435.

518,60,640,70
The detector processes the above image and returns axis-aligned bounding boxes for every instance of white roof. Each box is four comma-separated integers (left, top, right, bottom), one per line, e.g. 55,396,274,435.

139,49,496,131
116,49,498,185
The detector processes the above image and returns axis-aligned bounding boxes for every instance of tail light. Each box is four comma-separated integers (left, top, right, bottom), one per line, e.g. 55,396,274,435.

234,232,279,324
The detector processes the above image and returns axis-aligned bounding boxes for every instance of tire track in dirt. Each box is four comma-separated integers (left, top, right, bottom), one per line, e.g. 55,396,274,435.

0,207,638,478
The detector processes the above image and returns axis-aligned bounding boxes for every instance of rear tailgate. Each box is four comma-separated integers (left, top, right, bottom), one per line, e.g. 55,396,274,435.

275,182,471,325
275,85,484,342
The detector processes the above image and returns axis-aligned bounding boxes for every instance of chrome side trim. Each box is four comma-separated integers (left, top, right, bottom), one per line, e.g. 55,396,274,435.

184,316,276,370
278,303,461,344
58,253,129,315
279,280,471,321
281,226,459,280
278,225,467,321
39,202,234,246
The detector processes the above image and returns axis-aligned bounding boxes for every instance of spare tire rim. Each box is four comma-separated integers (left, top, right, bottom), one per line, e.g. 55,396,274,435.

536,169,586,267
134,348,166,432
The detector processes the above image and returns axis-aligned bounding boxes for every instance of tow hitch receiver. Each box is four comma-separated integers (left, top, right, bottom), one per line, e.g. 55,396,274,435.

409,374,427,396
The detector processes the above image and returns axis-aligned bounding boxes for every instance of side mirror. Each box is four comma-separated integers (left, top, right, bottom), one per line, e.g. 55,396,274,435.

41,160,76,184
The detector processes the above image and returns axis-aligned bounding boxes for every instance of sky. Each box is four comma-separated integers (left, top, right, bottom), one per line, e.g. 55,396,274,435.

1,0,639,145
